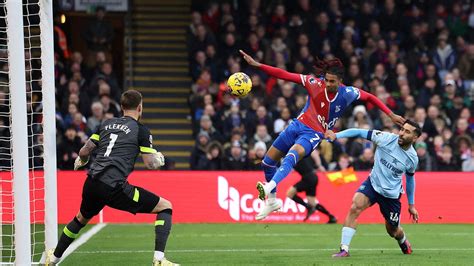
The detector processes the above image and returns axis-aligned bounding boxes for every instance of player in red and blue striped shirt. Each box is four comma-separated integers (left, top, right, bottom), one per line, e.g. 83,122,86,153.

240,50,405,220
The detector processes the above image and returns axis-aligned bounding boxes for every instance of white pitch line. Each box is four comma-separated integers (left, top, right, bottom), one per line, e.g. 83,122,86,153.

172,233,337,237
74,248,474,254
61,223,107,261
102,232,474,238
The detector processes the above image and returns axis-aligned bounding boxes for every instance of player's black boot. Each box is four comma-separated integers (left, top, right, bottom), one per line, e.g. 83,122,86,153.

327,215,338,224
303,205,315,221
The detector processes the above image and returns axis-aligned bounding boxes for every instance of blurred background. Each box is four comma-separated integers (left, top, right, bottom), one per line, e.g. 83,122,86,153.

47,0,473,172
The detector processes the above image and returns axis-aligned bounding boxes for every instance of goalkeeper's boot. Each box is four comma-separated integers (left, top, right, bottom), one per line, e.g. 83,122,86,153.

303,206,315,221
256,181,267,201
399,239,412,254
45,249,60,266
152,258,180,266
332,249,350,258
255,200,281,220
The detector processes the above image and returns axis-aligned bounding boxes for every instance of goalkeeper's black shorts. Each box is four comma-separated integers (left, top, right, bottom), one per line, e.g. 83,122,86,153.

80,174,160,219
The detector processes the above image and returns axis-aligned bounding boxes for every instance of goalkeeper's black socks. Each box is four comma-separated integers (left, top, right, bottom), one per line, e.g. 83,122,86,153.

291,195,309,209
54,217,85,258
315,203,331,216
155,209,172,253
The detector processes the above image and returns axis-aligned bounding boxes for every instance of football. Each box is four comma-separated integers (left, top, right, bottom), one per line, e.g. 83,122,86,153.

227,72,252,97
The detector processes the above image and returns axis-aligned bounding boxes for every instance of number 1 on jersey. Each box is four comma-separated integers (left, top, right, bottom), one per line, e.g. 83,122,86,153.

104,133,118,157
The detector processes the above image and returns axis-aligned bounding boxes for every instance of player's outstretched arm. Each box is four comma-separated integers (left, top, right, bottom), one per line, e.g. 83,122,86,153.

239,50,302,84
406,173,419,223
358,90,405,127
74,139,97,170
325,128,371,142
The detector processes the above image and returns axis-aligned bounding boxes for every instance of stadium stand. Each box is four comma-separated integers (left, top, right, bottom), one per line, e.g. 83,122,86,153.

128,0,193,170
46,0,474,171
53,7,123,170
187,0,474,171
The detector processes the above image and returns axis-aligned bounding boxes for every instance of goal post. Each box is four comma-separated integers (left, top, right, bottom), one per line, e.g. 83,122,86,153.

39,0,58,256
0,0,57,264
6,0,32,265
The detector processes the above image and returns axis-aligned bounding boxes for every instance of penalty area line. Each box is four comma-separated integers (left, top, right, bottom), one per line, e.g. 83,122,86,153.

74,247,474,254
61,223,107,261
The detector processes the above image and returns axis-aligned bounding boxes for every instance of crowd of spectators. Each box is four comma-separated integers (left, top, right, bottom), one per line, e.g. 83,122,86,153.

54,6,120,169
187,0,474,172
0,6,119,170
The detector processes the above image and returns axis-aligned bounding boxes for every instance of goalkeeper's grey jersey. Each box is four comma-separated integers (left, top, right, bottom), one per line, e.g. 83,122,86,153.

89,116,156,187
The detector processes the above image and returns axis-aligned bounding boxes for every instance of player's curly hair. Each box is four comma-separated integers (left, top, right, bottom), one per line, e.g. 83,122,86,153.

313,57,345,80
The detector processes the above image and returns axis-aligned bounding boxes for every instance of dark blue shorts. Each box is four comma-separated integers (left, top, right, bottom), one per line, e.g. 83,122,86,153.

357,177,401,227
272,119,323,157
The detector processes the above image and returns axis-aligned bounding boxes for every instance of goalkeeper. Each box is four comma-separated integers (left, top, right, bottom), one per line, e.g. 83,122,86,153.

46,90,179,266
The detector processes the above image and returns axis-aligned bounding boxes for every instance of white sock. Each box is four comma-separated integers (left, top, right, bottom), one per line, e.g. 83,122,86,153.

267,193,277,204
51,255,60,263
265,181,277,195
154,251,164,261
341,244,350,252
341,227,356,251
398,234,406,244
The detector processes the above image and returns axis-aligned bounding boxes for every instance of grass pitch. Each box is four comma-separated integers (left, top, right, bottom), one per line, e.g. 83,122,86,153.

61,223,473,265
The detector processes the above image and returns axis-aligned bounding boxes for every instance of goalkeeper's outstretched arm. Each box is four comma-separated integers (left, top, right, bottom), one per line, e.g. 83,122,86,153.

74,139,97,170
78,139,97,160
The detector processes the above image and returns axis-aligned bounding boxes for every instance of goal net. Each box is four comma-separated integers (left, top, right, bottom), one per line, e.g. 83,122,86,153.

0,0,57,264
